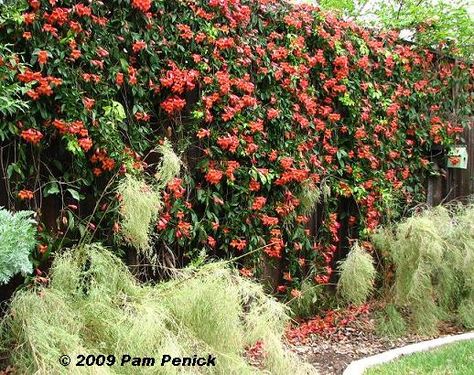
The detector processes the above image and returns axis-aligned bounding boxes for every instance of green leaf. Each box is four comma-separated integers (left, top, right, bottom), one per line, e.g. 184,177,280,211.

65,138,84,156
43,182,60,197
67,188,81,201
6,163,22,179
103,100,126,122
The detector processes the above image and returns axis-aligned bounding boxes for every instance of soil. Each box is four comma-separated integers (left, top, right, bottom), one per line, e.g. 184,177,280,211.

289,315,467,375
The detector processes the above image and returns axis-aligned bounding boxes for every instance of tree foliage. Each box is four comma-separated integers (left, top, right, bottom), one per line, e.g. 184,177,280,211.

317,0,474,60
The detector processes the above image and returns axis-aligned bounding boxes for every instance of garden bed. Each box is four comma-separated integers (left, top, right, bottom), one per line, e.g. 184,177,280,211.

289,306,468,375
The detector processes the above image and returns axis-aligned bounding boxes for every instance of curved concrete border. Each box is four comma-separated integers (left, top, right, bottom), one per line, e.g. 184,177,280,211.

343,331,474,375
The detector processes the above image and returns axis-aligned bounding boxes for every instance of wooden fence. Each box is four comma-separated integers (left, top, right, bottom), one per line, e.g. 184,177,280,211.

427,124,474,205
0,123,473,294
2,124,473,228
1,125,473,242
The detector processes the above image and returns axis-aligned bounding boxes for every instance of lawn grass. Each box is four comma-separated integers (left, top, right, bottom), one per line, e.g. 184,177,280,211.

365,339,474,375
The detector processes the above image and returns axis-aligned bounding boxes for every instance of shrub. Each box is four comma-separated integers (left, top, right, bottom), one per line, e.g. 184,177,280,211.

0,208,36,284
450,203,474,328
337,242,376,305
0,244,314,374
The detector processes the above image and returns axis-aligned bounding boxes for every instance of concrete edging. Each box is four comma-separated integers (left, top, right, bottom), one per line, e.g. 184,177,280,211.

342,331,474,375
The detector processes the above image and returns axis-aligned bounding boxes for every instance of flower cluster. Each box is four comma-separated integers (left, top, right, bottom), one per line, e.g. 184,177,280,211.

20,129,43,145
17,68,62,101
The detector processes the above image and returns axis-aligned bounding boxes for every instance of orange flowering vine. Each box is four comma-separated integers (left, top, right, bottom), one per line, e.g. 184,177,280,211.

18,190,34,200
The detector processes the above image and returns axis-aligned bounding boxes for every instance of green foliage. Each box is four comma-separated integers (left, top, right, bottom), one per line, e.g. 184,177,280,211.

0,208,36,284
375,304,407,338
366,339,474,375
0,0,27,26
319,0,356,14
117,175,162,254
1,245,314,374
288,280,325,318
337,242,376,305
1,0,472,292
103,101,126,122
458,299,474,329
376,0,474,59
449,203,474,328
319,0,474,60
0,44,29,125
373,203,474,335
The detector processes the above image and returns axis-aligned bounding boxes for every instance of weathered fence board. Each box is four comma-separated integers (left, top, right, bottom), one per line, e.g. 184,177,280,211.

428,124,474,205
444,124,474,202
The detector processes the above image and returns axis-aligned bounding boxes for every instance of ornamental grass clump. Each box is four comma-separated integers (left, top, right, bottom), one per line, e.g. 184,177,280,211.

449,203,474,329
155,140,182,187
375,304,407,338
117,175,162,254
1,244,314,375
372,203,474,335
337,242,376,305
298,180,321,215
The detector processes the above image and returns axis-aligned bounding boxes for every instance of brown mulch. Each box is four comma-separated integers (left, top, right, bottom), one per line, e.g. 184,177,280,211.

289,316,466,375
